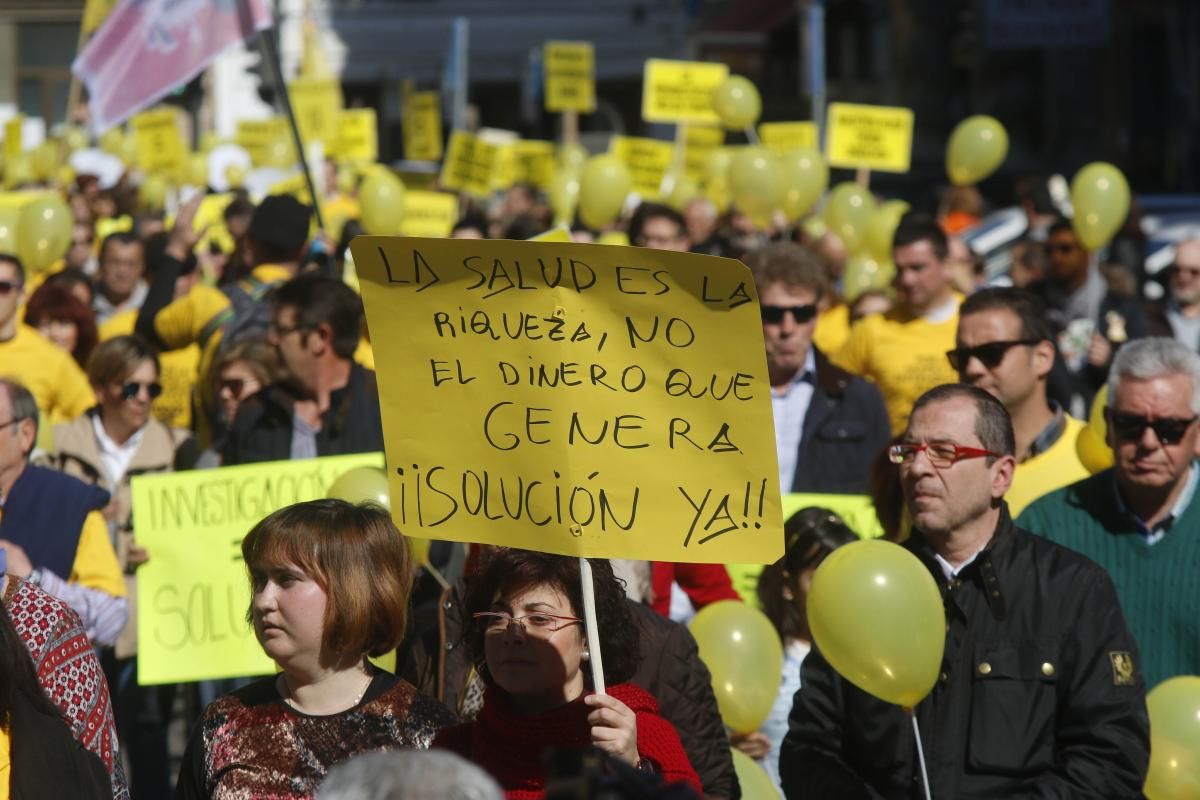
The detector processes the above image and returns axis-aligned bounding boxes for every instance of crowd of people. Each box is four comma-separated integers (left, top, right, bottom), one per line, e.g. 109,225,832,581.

0,153,1195,800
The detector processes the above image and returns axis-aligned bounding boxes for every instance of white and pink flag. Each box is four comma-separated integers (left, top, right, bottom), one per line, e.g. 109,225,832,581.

73,0,273,132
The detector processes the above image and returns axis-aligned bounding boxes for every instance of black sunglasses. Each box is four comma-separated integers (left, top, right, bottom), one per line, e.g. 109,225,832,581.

0,280,20,295
121,381,163,400
1107,411,1198,445
761,304,818,325
946,339,1041,372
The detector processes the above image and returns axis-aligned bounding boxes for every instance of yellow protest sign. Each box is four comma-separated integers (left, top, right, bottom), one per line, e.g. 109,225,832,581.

335,109,377,163
236,118,295,168
400,191,459,238
610,136,673,199
288,77,343,146
440,131,498,199
529,225,573,243
759,122,818,154
133,453,385,685
131,108,186,176
683,126,724,182
544,41,595,113
3,115,23,165
403,91,443,162
825,103,914,173
642,59,729,125
351,237,783,563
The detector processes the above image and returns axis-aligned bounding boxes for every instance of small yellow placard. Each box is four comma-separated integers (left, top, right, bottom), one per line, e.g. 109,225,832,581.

3,116,23,165
334,109,378,163
403,91,443,162
759,122,819,154
131,108,186,176
351,237,783,564
513,140,557,189
825,103,914,173
683,126,724,182
236,118,296,168
440,131,499,199
610,136,674,199
400,190,459,238
288,77,344,147
544,41,596,113
133,453,384,685
642,59,730,125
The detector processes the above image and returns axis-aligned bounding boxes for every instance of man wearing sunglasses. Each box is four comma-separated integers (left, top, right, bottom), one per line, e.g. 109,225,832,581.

1143,239,1200,352
1020,337,1200,688
746,242,889,494
782,384,1148,797
833,213,961,433
951,288,1089,515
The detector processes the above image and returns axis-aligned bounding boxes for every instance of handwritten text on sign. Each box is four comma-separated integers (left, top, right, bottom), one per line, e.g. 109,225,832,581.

132,453,384,685
352,237,783,564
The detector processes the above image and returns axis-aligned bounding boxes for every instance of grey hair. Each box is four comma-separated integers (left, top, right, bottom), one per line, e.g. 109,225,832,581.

317,751,504,800
0,378,39,456
1108,338,1200,415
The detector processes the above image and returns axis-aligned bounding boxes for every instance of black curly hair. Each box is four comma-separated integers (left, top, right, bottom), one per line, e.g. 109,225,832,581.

462,548,641,690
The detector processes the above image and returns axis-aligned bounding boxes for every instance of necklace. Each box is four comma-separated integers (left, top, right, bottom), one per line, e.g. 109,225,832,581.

277,668,373,715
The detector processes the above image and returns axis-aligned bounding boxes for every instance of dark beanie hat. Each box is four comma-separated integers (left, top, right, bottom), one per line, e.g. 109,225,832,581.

248,194,311,252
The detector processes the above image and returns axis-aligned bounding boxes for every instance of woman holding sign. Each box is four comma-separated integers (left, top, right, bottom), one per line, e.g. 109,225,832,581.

176,500,455,799
432,548,700,798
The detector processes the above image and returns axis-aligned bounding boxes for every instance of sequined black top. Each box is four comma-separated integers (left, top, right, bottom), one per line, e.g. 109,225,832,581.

175,672,455,799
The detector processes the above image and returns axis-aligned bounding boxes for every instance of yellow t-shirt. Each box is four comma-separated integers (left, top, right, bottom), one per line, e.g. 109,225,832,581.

832,301,962,433
99,311,200,430
812,301,851,357
1007,415,1091,517
0,510,124,597
0,325,94,428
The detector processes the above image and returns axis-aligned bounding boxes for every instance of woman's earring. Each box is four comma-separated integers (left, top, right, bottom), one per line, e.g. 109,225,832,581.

581,650,590,661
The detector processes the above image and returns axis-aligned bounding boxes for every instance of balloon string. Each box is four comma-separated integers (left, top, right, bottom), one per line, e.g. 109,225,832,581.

910,710,932,800
743,125,761,146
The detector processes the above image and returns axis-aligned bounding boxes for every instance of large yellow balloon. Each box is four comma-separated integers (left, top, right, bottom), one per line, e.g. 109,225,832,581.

689,600,783,734
99,128,125,157
578,155,631,230
843,255,883,302
712,76,762,131
17,192,73,274
946,115,1008,187
808,539,945,708
731,750,781,800
1070,162,1130,251
1077,385,1114,473
359,169,407,235
138,174,167,211
729,147,777,230
775,148,828,221
823,183,876,255
666,174,700,212
327,466,390,508
704,148,734,213
549,170,580,227
558,143,588,173
1145,677,1200,800
865,200,911,262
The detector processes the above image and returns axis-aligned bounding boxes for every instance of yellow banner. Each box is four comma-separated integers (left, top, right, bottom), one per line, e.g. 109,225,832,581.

610,136,673,199
3,116,23,165
131,108,186,176
440,131,498,199
334,109,377,163
236,118,296,168
825,103,914,173
683,126,724,182
403,91,443,162
350,237,783,563
759,122,819,154
642,59,729,125
133,453,385,685
288,77,344,147
544,41,596,113
400,191,459,238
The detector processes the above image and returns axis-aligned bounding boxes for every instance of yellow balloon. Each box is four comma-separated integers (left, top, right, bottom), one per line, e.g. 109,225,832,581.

712,76,761,130
17,192,73,274
1076,384,1114,473
0,207,18,254
56,164,77,189
4,156,33,189
225,164,246,189
689,600,783,734
945,115,1009,187
775,148,829,221
186,153,209,187
729,147,777,230
558,143,588,173
138,175,167,211
327,466,390,509
864,200,911,262
843,255,884,302
549,170,580,227
359,169,407,235
62,126,88,153
808,539,945,708
198,131,221,155
823,183,876,255
800,216,827,241
120,134,139,167
578,155,631,230
1070,162,1130,250
666,175,700,212
336,166,358,195
704,148,733,185
1146,678,1200,800
99,128,125,157
30,142,58,182
730,750,781,800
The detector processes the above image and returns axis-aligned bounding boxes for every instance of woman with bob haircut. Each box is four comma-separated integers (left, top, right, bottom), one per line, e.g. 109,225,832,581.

176,499,455,800
432,548,700,798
